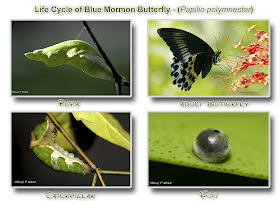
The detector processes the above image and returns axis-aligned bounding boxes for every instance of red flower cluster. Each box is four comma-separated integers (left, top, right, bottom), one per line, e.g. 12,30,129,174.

222,25,269,93
240,71,269,89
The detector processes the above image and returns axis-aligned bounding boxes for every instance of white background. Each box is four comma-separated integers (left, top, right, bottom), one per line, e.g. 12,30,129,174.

2,0,278,207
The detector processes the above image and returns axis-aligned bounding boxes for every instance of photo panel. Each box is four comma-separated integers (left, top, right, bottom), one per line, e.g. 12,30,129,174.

149,112,270,188
12,21,131,97
12,112,131,187
148,20,269,97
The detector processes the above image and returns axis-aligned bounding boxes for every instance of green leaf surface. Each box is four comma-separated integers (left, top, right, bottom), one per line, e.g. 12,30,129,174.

45,113,76,152
149,112,269,180
25,40,114,81
72,112,130,151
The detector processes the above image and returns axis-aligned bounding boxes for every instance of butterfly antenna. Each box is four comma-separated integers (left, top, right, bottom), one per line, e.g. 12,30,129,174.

218,32,222,50
214,32,222,51
214,36,219,51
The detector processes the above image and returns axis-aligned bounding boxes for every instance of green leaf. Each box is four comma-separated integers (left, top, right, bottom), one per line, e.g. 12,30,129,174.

25,40,114,82
45,113,76,152
72,112,130,151
149,112,269,180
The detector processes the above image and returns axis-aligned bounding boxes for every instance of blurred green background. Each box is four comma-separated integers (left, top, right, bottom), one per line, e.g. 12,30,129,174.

12,21,131,96
149,112,269,186
149,20,269,96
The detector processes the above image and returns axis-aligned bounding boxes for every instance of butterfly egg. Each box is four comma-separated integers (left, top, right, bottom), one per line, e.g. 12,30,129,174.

193,128,230,163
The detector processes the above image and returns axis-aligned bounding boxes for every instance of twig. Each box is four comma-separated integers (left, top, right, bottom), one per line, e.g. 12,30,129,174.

46,112,106,187
99,170,130,175
81,21,130,95
124,81,130,87
95,169,106,186
92,173,97,186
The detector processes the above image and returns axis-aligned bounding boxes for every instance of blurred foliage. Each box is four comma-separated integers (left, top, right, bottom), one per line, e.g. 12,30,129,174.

149,20,269,96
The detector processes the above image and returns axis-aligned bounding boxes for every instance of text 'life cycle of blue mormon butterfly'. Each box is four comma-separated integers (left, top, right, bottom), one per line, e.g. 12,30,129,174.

157,28,222,91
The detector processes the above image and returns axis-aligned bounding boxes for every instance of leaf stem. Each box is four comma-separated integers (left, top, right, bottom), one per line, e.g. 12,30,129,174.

46,112,106,187
99,170,130,175
81,21,130,95
92,173,97,186
96,169,106,186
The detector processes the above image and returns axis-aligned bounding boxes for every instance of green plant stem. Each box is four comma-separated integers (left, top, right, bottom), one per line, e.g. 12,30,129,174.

99,170,130,175
46,112,106,187
92,173,97,186
96,170,106,186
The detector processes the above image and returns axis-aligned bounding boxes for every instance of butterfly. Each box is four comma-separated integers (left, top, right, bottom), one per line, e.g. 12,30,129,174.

157,28,221,91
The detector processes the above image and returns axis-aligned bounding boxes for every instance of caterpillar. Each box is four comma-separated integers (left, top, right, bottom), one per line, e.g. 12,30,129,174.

30,120,91,175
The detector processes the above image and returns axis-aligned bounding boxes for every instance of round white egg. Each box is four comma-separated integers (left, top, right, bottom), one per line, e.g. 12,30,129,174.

193,128,230,163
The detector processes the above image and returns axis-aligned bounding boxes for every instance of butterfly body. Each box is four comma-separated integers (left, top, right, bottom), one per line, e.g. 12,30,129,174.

157,28,221,91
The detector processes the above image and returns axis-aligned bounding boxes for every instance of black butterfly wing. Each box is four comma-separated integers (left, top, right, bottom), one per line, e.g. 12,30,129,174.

157,28,215,91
